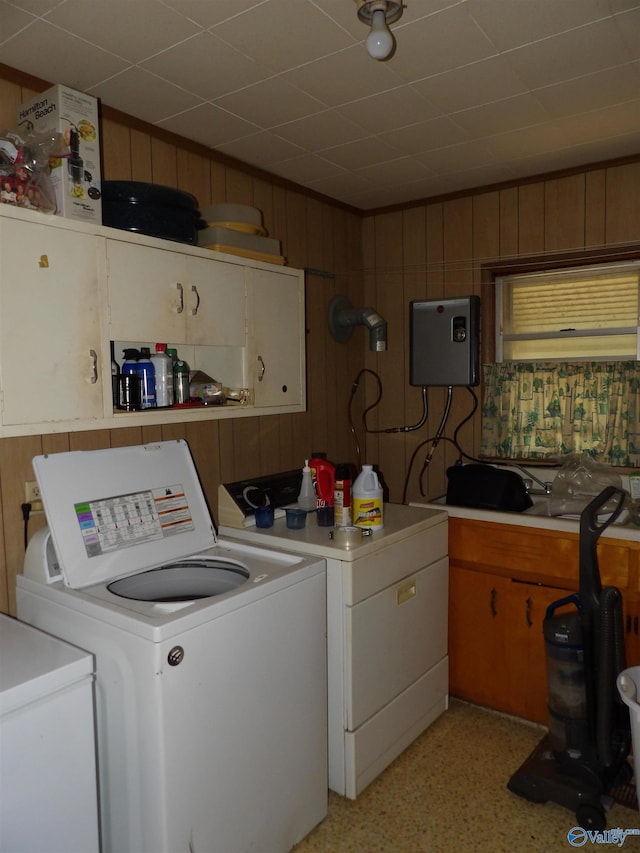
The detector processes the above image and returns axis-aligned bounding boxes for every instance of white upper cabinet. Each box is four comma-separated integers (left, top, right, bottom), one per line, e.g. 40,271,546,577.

106,240,246,347
0,206,305,436
0,215,106,429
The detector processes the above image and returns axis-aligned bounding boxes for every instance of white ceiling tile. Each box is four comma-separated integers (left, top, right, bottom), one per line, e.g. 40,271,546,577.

503,19,636,90
216,131,305,168
336,87,442,134
483,123,573,159
355,156,433,186
211,0,355,73
273,111,366,151
268,153,346,183
0,2,36,41
453,93,551,137
43,0,203,62
415,140,499,174
534,64,640,118
157,102,259,148
412,55,528,113
0,19,128,90
281,45,406,107
214,76,325,127
162,0,266,29
141,32,269,100
389,4,498,83
555,100,640,146
320,136,403,170
467,0,616,51
379,116,470,156
92,67,203,124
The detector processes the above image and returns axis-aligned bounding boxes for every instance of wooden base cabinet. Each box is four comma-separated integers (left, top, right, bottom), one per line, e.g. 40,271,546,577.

449,566,569,724
448,516,640,724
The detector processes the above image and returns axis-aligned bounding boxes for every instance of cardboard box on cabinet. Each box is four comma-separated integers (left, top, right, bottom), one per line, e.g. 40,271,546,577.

18,85,102,224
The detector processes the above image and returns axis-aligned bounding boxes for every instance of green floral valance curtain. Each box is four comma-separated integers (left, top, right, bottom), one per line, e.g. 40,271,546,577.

481,362,640,467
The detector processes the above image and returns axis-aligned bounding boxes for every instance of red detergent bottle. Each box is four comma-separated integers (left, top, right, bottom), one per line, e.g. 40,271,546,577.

308,452,335,508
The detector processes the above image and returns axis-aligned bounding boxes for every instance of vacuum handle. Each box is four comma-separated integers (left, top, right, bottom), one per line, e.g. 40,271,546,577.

545,593,581,623
579,486,627,541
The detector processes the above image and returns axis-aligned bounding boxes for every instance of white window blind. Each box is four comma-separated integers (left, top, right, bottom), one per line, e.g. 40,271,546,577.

496,262,640,361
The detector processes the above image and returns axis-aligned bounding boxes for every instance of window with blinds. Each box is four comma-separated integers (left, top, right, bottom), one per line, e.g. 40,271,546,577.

496,262,640,361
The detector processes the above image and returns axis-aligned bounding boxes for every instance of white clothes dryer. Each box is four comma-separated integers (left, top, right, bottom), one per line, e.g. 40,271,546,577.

16,440,327,853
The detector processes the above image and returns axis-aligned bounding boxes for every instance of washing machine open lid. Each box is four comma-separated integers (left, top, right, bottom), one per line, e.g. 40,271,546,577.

32,440,217,590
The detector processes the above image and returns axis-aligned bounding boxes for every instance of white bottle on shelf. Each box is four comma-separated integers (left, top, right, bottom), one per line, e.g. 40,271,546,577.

151,343,174,407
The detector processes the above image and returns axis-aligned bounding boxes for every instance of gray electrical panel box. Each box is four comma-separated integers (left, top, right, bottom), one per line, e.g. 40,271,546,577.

410,296,480,387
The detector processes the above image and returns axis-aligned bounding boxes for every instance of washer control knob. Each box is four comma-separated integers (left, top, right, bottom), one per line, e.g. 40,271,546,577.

167,646,184,666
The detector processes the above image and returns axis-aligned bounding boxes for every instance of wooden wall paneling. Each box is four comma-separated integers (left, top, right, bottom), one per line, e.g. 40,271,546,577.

210,160,227,203
419,203,447,500
441,198,474,487
0,435,43,615
605,162,640,245
369,211,405,501
150,137,178,186
516,183,544,256
68,430,112,451
471,192,501,460
184,420,221,519
110,426,144,447
256,413,286,476
230,417,263,479
101,118,133,180
585,169,606,247
273,186,288,260
473,192,500,263
253,177,275,238
400,206,428,503
304,199,330,458
225,167,253,205
217,421,236,485
544,174,586,252
177,148,212,207
497,187,518,257
0,78,24,133
284,190,308,270
130,129,153,182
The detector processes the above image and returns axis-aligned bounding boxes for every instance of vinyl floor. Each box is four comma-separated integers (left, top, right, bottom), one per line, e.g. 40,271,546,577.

293,699,640,853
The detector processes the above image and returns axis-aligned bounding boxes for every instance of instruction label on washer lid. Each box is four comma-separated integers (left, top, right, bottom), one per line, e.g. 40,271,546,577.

630,473,640,501
74,484,195,557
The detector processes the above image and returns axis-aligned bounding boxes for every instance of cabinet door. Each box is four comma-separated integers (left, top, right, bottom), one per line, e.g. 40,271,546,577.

449,566,511,711
185,256,246,346
248,267,305,409
0,218,105,426
106,240,186,342
623,595,640,667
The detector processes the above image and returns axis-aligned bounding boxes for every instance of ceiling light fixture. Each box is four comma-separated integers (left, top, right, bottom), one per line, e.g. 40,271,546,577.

355,0,405,61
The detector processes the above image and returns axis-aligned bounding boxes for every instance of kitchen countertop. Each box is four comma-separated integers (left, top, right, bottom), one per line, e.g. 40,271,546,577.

411,498,640,543
219,502,447,560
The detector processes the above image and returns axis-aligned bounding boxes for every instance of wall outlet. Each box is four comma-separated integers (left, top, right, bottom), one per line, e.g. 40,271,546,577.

25,481,44,512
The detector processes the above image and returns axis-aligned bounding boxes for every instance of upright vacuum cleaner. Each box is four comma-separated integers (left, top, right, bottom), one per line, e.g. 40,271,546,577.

508,486,632,831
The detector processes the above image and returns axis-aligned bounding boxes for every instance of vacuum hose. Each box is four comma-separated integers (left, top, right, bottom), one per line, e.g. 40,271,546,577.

596,585,630,768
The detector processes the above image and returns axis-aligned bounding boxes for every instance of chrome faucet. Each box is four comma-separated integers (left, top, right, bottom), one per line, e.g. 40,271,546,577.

509,464,553,495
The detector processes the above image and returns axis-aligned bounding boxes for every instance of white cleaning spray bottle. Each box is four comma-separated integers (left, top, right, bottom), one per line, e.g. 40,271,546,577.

297,460,317,511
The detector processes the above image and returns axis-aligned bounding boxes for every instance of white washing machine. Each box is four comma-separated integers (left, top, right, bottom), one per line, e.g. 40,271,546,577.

16,440,327,853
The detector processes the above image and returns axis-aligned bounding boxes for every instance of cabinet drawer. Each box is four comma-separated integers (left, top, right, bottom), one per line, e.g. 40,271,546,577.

345,557,448,730
449,518,629,589
345,520,448,606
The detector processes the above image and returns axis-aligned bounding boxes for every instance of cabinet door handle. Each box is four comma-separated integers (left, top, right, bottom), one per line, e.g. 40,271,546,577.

89,349,98,384
396,580,416,605
176,282,184,314
490,588,497,617
257,355,266,382
191,285,200,316
525,597,533,627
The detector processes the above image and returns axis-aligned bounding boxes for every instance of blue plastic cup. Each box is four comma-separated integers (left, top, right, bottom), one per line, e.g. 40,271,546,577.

286,508,307,530
255,505,274,528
